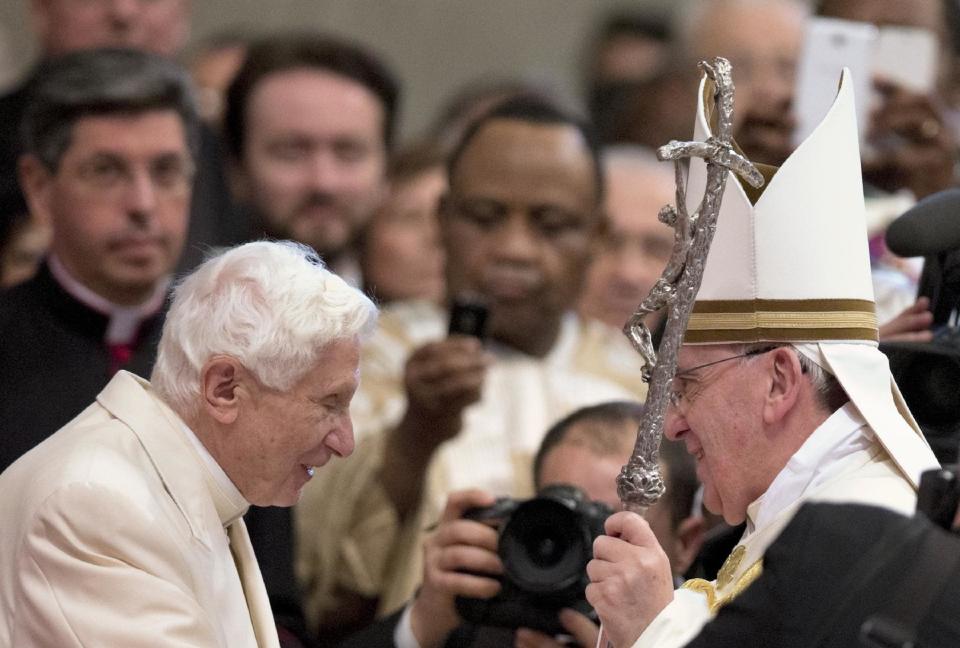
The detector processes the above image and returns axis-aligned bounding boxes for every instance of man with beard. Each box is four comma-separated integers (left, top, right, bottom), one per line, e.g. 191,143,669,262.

223,33,398,286
294,97,650,642
0,48,195,472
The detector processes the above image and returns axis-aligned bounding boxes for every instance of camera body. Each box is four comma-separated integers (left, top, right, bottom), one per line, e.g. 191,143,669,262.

455,484,613,636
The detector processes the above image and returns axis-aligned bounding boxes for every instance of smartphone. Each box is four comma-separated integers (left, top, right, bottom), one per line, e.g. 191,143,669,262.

793,18,939,148
793,16,876,146
448,296,489,340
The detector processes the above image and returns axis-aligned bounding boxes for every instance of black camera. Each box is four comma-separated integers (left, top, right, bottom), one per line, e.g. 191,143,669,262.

454,484,613,636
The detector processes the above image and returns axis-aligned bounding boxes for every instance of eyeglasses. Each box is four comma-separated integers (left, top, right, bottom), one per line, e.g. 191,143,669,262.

73,154,195,200
668,346,780,412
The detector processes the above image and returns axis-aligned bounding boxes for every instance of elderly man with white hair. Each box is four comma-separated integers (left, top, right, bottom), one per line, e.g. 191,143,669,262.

0,240,377,647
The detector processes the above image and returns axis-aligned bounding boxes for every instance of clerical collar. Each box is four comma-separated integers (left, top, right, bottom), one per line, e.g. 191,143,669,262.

48,254,169,345
179,420,249,527
746,401,874,534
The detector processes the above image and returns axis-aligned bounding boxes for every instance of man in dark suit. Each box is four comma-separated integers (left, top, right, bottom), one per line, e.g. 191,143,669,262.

0,48,196,473
685,501,960,648
0,0,235,282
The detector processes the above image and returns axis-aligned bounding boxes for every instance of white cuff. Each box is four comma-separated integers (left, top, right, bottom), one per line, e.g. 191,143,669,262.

630,588,711,648
393,603,421,648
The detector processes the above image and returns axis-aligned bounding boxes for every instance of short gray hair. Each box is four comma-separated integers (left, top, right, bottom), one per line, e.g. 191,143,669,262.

22,47,200,171
742,342,848,414
151,241,378,416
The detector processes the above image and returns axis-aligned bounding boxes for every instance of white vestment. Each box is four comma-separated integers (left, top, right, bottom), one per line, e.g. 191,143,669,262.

629,402,934,648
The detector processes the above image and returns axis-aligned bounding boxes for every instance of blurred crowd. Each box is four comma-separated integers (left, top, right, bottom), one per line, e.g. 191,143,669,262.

1,1,959,647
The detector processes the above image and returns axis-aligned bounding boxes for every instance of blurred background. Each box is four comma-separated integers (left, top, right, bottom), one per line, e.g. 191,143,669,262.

0,0,681,140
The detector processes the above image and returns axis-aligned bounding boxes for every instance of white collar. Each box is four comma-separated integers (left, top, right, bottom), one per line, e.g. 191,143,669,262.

179,421,249,527
485,311,579,363
48,254,169,345
746,401,873,533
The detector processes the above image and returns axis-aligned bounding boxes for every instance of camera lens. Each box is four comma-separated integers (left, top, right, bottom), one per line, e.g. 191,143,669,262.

499,499,592,595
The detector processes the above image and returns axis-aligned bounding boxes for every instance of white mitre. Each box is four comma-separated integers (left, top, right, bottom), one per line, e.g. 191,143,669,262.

683,68,939,487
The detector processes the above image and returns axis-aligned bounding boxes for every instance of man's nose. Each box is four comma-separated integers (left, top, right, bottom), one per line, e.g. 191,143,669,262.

107,0,141,24
490,213,539,262
307,151,342,192
613,244,656,288
123,170,158,220
753,58,795,109
325,415,355,458
663,407,686,442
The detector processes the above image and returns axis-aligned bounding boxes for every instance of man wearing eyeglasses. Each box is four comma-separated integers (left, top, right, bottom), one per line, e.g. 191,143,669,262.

0,48,195,473
584,68,942,647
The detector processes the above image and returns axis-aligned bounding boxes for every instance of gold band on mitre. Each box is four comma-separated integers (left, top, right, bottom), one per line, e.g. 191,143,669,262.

684,299,878,344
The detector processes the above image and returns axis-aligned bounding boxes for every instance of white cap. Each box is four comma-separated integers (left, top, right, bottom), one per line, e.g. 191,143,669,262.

683,68,938,486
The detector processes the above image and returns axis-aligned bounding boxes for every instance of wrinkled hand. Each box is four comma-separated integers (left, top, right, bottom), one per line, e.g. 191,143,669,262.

864,80,957,199
879,296,934,342
586,512,674,648
514,608,599,648
410,489,503,648
402,336,490,447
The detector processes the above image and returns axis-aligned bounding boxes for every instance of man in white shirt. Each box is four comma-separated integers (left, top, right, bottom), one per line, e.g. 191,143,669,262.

584,66,940,647
0,240,377,647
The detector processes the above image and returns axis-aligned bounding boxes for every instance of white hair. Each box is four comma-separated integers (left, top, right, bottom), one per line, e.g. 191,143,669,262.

742,342,848,413
151,240,378,415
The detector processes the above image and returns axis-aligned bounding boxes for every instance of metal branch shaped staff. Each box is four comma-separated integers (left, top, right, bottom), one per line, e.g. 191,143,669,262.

617,57,764,514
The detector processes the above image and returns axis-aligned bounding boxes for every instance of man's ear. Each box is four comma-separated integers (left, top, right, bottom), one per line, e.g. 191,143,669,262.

672,515,706,576
18,155,54,227
199,356,247,425
762,346,804,425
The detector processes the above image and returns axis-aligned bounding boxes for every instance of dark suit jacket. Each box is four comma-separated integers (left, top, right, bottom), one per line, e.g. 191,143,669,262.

0,263,164,472
685,502,960,648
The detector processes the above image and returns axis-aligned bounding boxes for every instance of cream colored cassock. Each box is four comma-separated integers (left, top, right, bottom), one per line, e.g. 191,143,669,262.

296,301,648,628
620,67,940,648
0,371,280,648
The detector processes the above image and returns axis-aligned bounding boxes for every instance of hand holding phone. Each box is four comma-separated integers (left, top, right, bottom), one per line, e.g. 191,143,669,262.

448,296,489,340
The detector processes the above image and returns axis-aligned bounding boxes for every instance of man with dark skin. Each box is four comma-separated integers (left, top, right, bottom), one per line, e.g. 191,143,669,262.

381,104,611,514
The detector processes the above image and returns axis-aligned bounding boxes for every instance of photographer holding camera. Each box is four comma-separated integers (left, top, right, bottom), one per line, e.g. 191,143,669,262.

338,401,702,648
